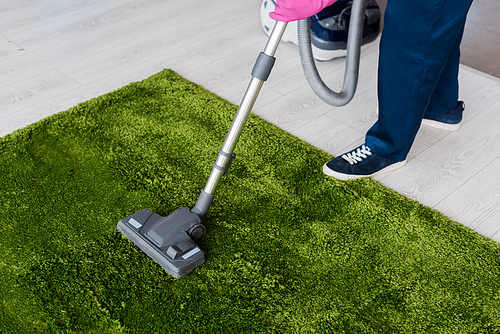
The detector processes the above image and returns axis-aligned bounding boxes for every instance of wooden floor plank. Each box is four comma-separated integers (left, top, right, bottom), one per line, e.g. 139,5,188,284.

433,156,500,240
415,100,500,183
375,158,465,209
0,70,81,118
0,19,149,88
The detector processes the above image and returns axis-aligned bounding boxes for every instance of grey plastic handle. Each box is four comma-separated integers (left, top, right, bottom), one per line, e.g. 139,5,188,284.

298,0,368,106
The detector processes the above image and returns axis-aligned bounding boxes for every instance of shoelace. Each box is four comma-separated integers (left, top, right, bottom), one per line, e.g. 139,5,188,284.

342,145,372,165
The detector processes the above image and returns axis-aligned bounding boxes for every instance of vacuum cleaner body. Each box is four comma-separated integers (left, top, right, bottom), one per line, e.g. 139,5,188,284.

260,0,380,60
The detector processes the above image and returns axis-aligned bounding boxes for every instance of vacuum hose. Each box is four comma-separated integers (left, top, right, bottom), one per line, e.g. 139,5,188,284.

297,0,368,106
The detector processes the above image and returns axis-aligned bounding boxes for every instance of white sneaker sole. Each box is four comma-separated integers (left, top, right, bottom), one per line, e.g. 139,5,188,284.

322,160,407,181
421,118,462,131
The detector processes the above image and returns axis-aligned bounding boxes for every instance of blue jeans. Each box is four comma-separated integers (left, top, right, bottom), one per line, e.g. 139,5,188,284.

365,0,474,161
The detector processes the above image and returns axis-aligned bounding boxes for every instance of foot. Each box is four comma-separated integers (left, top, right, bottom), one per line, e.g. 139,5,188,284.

422,101,464,131
323,144,407,180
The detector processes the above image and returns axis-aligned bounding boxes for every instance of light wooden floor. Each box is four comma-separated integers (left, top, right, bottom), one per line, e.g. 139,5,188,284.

1,0,499,242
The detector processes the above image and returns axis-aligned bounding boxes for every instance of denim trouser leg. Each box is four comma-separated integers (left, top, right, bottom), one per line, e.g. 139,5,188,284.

425,26,465,118
365,0,473,161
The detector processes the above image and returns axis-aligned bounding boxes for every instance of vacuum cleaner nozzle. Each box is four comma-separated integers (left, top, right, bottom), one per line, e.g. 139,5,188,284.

117,207,206,278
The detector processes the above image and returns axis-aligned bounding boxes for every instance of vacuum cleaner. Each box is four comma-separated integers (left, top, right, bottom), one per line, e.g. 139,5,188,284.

117,0,375,278
260,0,381,60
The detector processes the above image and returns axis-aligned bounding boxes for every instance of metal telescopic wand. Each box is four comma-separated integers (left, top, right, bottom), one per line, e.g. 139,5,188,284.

192,21,287,216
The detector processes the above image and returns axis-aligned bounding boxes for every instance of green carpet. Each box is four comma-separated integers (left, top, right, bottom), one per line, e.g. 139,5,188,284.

1,69,499,333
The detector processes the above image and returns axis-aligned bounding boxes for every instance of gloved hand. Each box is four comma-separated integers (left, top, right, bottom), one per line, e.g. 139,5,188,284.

269,0,339,22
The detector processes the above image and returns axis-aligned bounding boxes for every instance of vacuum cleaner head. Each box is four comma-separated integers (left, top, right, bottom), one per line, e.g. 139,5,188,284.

117,207,206,278
259,0,381,60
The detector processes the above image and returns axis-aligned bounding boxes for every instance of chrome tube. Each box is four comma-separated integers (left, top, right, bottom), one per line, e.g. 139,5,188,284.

192,21,287,215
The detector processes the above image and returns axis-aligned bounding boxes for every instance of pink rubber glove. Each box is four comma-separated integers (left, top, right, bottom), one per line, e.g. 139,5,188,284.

269,0,339,22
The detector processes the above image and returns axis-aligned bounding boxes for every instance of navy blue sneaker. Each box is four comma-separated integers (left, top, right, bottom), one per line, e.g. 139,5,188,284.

323,144,407,180
422,101,464,131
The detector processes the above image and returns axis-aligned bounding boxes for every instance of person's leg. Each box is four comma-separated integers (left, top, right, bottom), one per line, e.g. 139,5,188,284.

424,26,465,118
324,0,473,180
365,0,473,161
420,26,466,131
